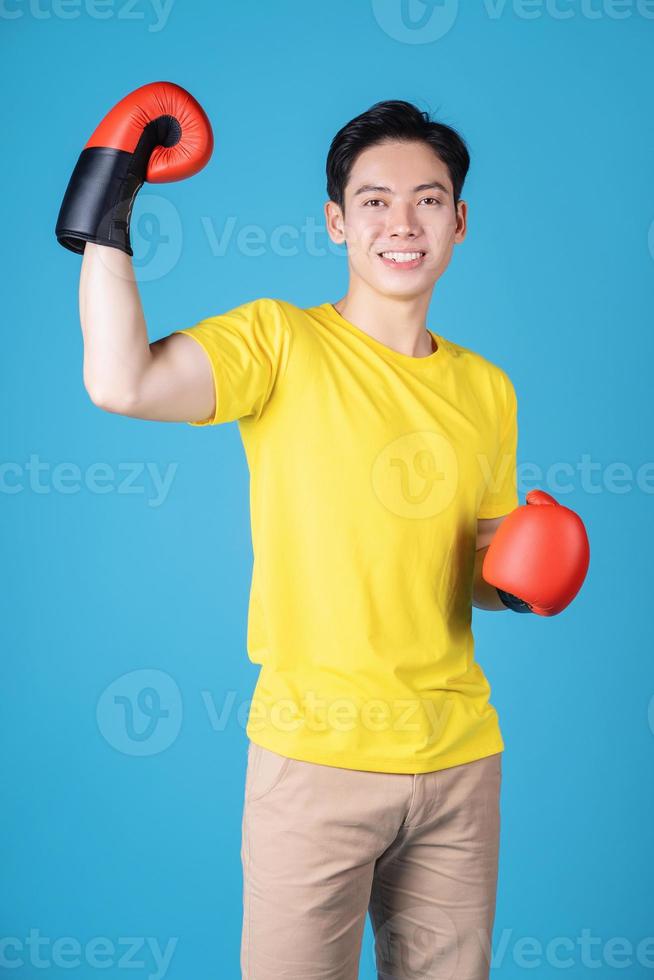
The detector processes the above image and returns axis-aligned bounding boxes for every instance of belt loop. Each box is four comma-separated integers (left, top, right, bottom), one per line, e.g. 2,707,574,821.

403,772,418,826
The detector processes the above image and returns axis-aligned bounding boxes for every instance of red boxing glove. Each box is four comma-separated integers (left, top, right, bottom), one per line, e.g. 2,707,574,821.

482,490,590,616
56,81,213,255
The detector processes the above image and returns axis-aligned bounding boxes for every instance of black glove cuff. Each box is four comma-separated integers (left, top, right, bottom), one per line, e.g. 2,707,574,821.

497,588,533,614
55,114,181,255
55,146,139,255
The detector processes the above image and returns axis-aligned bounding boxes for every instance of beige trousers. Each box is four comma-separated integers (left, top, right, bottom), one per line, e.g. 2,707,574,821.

241,741,502,980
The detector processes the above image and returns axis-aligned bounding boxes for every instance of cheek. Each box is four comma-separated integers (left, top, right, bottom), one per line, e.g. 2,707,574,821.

424,217,455,248
345,215,382,258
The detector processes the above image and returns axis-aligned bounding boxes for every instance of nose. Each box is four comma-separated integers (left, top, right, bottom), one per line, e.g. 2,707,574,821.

386,200,421,239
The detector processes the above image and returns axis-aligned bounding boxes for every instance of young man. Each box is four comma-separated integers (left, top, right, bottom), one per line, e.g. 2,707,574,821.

57,85,588,979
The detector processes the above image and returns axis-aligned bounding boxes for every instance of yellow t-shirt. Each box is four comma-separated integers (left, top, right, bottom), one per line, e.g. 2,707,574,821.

175,298,519,774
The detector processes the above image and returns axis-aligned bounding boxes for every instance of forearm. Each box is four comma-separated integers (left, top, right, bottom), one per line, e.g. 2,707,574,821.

472,546,508,611
79,243,152,407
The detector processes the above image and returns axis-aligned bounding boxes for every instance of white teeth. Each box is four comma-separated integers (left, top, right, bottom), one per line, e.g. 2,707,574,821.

380,251,424,263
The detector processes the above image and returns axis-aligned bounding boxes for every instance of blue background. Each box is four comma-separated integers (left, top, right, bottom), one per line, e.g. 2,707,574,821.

2,1,653,977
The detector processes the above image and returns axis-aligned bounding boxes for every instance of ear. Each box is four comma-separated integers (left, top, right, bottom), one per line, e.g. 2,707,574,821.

324,199,346,245
454,199,467,244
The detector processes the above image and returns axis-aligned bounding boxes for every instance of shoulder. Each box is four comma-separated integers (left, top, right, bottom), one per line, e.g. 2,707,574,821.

245,297,304,331
255,297,312,323
440,334,517,405
232,296,286,319
231,297,297,344
252,298,321,349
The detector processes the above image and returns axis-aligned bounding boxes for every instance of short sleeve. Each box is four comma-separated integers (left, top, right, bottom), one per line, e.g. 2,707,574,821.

174,297,292,425
477,371,519,519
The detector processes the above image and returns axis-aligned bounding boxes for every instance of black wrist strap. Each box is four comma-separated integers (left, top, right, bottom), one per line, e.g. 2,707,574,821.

497,588,533,614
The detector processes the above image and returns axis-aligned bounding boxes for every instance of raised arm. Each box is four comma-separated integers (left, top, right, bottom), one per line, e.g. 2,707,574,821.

55,81,215,423
80,244,214,423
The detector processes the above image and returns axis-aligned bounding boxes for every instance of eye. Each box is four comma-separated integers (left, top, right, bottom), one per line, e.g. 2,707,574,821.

363,197,443,207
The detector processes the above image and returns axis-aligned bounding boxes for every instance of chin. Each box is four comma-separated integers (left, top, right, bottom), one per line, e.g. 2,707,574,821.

374,271,436,297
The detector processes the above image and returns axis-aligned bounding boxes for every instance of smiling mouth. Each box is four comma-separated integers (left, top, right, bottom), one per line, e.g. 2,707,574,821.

377,250,427,268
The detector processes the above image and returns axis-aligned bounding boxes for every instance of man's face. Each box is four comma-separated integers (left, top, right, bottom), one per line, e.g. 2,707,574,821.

325,139,467,300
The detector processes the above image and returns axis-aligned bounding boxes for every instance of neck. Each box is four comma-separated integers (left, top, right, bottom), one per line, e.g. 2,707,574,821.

333,280,436,357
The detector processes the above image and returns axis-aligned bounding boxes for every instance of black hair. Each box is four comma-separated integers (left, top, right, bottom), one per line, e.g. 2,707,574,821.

325,100,470,212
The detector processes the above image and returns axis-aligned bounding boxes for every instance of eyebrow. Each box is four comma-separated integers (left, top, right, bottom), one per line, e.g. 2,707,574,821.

352,181,450,197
